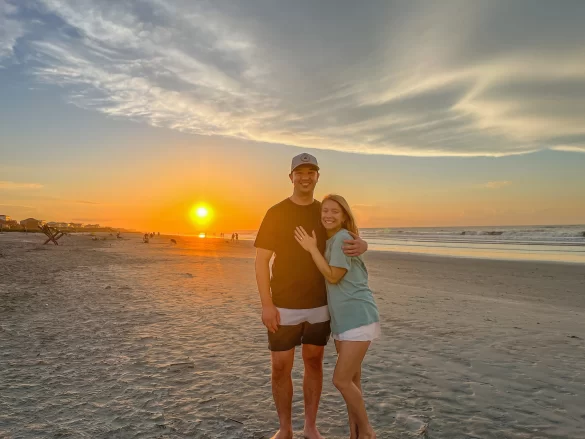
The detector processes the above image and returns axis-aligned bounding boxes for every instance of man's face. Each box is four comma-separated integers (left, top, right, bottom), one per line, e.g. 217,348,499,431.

289,165,319,195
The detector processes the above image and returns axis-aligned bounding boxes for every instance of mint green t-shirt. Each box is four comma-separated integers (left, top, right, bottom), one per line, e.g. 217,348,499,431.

325,229,379,335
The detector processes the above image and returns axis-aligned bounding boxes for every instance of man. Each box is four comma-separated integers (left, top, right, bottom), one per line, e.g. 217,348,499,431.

254,153,368,439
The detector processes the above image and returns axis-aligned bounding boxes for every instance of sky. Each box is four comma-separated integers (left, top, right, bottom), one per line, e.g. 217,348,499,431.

1,0,585,233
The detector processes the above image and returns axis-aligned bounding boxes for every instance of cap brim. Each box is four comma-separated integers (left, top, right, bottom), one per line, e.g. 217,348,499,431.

292,164,319,172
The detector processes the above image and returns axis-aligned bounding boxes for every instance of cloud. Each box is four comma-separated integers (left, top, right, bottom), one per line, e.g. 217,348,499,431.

0,1,25,61
2,1,585,156
0,203,36,209
74,199,101,205
480,181,512,189
0,181,43,189
551,145,585,153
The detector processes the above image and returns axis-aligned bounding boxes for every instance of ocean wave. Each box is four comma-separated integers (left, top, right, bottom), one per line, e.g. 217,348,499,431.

359,225,585,245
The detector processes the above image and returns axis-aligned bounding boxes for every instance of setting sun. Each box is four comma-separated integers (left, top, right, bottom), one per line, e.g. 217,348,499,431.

189,204,214,228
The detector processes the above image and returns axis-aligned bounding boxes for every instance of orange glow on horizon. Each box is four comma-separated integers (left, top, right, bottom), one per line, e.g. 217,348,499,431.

16,152,584,234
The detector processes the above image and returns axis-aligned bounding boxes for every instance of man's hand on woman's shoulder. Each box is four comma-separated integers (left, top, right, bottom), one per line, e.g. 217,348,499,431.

342,231,368,257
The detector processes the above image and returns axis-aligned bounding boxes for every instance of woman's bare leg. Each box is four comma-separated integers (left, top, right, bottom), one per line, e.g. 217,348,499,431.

335,340,362,439
333,341,375,438
351,367,362,438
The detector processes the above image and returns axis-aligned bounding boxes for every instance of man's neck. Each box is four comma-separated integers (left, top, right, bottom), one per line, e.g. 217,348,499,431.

289,192,314,206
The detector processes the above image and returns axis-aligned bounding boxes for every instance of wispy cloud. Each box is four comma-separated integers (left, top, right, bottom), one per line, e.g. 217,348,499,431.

74,199,101,205
2,1,585,156
0,203,36,209
480,181,512,189
0,181,43,189
0,1,24,61
551,145,585,153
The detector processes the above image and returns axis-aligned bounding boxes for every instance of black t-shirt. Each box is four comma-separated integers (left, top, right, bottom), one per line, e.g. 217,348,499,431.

254,198,327,309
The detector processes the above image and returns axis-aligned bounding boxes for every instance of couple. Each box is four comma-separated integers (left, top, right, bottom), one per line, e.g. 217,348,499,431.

254,153,380,439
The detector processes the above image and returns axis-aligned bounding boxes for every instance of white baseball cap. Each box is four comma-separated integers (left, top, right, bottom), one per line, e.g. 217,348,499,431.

291,153,319,173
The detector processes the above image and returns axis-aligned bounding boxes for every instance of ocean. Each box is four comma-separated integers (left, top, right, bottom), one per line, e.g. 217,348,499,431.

234,224,585,264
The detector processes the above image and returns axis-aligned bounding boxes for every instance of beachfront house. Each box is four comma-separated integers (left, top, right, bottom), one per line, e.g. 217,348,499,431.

20,218,45,229
47,222,70,228
0,219,19,230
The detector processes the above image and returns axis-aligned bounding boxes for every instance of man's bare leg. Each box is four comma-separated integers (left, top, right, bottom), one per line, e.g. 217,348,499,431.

302,344,325,439
271,349,296,439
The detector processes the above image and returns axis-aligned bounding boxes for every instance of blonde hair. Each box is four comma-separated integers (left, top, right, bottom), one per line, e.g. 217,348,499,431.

322,194,359,236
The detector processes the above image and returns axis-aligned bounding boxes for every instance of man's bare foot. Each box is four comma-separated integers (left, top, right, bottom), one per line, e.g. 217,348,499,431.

270,429,294,439
303,425,324,439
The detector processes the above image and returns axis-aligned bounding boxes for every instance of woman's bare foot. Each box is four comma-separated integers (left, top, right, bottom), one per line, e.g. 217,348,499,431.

303,425,324,439
349,422,358,439
359,428,376,439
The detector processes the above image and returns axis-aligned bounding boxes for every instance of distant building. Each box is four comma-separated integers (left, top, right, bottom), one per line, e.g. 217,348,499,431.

84,224,100,228
20,218,45,229
1,219,18,229
69,223,83,228
47,222,71,228
0,215,11,222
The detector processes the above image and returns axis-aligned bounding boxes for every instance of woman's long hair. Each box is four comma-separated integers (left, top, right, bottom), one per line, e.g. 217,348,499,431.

322,194,359,236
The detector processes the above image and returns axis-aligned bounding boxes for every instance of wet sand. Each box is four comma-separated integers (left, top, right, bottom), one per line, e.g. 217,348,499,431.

1,232,584,438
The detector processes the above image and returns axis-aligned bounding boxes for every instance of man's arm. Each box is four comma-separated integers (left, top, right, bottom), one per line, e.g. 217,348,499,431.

255,248,280,333
342,231,368,257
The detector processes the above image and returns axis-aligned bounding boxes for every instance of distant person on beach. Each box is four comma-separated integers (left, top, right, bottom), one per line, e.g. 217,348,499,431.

295,194,379,438
254,153,368,439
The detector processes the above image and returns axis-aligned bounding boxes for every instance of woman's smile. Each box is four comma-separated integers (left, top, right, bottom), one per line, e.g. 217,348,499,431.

321,199,345,232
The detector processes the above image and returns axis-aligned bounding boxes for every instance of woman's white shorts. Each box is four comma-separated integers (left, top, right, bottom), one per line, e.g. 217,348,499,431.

332,321,381,342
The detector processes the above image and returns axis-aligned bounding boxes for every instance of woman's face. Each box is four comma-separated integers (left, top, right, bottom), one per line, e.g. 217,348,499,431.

321,199,345,231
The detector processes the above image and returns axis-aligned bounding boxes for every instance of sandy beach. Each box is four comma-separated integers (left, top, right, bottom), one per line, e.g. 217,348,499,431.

1,232,584,439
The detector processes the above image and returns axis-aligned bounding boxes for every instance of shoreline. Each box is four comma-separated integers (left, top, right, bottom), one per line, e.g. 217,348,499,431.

368,246,585,266
3,230,585,266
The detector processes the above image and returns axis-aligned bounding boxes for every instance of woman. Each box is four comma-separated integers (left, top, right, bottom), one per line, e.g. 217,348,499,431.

294,194,379,439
